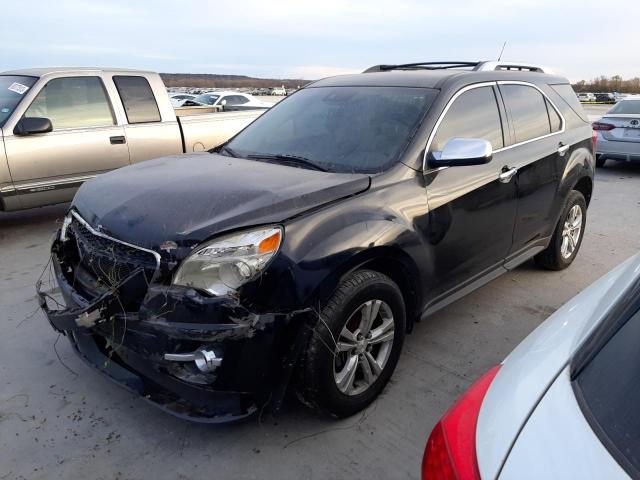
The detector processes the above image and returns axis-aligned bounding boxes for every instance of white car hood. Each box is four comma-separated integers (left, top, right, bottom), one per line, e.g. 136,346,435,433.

476,254,640,480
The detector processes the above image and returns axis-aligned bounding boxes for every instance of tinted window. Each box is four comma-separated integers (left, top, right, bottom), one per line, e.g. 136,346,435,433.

226,86,436,173
0,75,38,127
231,95,249,105
609,99,640,115
113,76,161,124
430,86,504,153
575,306,640,477
501,85,551,142
25,76,114,130
546,99,562,132
193,94,219,105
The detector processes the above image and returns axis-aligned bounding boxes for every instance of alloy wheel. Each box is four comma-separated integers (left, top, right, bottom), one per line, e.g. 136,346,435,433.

333,299,395,396
561,204,583,259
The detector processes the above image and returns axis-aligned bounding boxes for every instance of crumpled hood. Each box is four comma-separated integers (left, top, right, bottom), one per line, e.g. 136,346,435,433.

72,153,370,250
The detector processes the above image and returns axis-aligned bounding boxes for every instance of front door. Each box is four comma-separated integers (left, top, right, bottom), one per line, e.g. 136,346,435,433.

421,84,518,304
4,75,129,209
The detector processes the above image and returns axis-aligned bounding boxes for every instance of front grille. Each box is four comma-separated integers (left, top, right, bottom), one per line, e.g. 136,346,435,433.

69,214,158,294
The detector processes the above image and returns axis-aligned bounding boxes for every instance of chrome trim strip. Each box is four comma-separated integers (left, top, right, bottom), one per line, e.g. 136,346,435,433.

70,210,161,268
422,80,567,171
14,174,97,192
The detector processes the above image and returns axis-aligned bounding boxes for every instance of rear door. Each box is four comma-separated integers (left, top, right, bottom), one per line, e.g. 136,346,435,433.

3,75,129,209
497,82,566,258
423,83,517,302
111,75,182,164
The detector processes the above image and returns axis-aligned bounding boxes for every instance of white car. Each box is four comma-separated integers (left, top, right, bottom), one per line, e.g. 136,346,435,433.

270,86,287,96
191,91,270,109
169,93,196,107
578,92,596,102
422,253,640,479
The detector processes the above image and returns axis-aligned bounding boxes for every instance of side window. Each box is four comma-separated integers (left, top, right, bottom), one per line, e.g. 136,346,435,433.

24,76,114,130
501,85,552,142
430,86,504,154
113,76,161,124
546,98,562,133
234,95,249,105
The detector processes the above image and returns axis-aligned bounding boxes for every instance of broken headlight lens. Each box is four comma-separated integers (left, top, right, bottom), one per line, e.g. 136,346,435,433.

172,226,283,296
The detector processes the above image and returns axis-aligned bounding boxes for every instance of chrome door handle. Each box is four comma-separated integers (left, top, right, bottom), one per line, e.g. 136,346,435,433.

558,143,570,156
499,167,518,183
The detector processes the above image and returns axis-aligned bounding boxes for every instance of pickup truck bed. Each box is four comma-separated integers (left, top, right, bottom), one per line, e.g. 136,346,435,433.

0,67,265,211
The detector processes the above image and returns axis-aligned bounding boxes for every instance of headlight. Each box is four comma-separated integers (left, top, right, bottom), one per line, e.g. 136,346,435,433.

172,226,283,296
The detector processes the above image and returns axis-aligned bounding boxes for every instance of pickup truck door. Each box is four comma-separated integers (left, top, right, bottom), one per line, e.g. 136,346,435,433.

3,75,129,209
110,75,182,163
421,84,518,307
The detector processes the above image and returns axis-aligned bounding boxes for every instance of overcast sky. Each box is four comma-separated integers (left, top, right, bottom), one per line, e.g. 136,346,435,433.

1,0,638,82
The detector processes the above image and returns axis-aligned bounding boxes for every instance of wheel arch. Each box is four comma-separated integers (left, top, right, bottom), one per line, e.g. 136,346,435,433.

308,246,423,333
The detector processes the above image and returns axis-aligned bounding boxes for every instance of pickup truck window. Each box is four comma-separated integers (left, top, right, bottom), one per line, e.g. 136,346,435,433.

225,86,436,174
24,76,115,130
0,75,38,127
430,86,504,153
113,75,161,124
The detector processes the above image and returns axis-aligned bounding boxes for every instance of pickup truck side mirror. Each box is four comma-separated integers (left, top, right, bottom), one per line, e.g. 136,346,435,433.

14,117,53,136
430,138,492,167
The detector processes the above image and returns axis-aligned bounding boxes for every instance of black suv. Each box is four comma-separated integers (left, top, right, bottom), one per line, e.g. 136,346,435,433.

39,61,595,422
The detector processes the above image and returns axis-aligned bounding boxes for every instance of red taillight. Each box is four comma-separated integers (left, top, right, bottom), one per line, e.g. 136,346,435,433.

592,121,615,131
592,129,598,151
422,365,501,480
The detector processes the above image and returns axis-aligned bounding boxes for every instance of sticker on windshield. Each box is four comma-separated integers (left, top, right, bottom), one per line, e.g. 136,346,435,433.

8,83,29,95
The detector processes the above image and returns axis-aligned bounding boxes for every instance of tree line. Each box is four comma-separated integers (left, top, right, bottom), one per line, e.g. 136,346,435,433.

572,75,640,94
160,73,307,89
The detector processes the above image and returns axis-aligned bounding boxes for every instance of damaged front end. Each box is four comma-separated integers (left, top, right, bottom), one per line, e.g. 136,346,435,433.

38,211,310,423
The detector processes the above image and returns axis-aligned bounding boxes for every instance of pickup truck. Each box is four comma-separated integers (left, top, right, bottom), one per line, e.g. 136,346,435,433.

0,67,265,211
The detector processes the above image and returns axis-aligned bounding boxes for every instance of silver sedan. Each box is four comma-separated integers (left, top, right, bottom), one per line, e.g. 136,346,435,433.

422,253,640,479
594,96,640,167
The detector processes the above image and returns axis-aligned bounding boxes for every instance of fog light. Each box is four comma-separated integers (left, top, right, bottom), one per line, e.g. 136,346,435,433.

164,348,222,373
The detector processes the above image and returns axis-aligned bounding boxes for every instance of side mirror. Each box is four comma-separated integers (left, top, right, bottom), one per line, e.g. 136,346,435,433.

14,117,53,136
430,138,492,167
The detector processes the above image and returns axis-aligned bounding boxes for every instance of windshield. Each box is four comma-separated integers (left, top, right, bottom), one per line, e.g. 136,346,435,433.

608,99,640,115
224,86,436,173
0,75,38,127
194,94,220,105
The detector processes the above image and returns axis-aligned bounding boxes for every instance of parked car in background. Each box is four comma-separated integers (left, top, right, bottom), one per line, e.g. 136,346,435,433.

270,86,287,95
595,92,616,103
38,60,594,423
191,91,271,109
577,92,596,102
422,253,640,480
169,93,196,107
0,68,265,211
594,96,640,167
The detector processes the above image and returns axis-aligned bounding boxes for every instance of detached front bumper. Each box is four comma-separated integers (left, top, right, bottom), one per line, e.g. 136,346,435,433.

38,252,307,423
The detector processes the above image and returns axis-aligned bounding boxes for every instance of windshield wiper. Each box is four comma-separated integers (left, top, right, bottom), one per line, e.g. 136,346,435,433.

215,144,239,157
246,153,327,172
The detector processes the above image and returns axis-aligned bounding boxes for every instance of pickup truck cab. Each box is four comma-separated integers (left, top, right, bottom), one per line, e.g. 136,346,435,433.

0,68,264,211
39,61,595,423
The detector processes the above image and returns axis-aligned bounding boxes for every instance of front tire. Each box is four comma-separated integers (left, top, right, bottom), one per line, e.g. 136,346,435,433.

535,190,587,270
296,270,405,418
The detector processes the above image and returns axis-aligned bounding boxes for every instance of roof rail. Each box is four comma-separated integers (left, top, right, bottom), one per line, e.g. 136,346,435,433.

473,61,554,74
363,60,553,75
363,62,480,73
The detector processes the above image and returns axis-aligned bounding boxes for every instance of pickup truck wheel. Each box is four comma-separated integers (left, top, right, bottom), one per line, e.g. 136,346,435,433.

535,190,587,270
296,270,405,418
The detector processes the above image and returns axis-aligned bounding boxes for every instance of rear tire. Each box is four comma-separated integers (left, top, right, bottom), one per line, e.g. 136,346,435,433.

535,190,587,270
296,270,405,418
595,155,606,168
